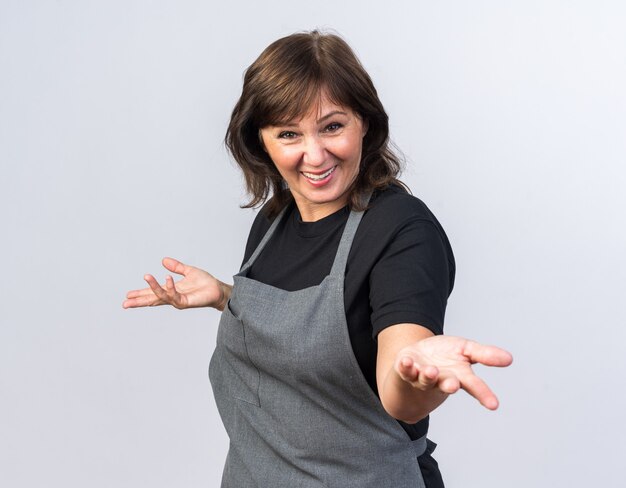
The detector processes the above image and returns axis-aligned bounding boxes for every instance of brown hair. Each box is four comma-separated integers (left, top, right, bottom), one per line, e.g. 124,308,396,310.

225,30,407,217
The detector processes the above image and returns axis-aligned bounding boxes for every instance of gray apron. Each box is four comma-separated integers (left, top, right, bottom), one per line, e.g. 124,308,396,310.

209,205,427,487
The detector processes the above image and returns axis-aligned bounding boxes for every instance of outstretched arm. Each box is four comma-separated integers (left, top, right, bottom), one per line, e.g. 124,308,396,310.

377,323,513,424
123,257,232,311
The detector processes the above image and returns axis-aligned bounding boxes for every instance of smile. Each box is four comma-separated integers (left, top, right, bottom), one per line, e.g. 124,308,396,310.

301,166,337,181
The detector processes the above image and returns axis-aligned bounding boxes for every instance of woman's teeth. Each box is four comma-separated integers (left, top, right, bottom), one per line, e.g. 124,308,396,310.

302,166,336,181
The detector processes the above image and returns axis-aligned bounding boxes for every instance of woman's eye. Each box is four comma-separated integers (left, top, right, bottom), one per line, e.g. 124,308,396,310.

324,122,343,132
278,131,298,139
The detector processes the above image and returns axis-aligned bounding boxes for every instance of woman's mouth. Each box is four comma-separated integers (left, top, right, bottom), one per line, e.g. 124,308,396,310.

301,166,337,182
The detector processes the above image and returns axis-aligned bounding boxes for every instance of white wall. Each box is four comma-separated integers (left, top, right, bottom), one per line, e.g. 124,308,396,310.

1,1,624,486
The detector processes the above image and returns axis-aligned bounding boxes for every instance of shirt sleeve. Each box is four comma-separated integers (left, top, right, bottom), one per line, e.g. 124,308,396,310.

369,218,453,338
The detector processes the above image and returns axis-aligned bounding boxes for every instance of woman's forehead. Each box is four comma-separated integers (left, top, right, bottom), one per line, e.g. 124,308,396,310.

274,91,352,126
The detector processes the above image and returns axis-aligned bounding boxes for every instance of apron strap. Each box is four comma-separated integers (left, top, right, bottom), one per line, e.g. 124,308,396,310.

329,191,373,278
329,208,365,278
239,203,290,273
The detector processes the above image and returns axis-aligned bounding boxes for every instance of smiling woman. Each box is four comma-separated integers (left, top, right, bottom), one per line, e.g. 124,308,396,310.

123,30,512,488
259,96,367,221
225,31,405,220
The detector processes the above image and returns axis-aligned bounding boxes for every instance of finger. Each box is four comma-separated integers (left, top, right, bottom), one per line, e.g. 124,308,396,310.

462,341,513,367
126,287,156,299
458,371,500,410
396,356,419,382
417,364,439,388
165,275,185,308
438,376,460,394
144,274,171,304
396,357,439,389
162,257,191,276
126,259,188,298
122,294,162,309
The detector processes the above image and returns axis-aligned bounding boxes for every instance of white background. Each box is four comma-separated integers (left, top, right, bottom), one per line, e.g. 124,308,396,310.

1,1,625,486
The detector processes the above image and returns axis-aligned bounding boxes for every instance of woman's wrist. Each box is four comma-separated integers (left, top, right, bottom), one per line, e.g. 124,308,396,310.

214,282,233,311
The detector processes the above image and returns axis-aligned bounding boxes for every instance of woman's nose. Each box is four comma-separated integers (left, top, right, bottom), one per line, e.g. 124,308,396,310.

302,136,327,166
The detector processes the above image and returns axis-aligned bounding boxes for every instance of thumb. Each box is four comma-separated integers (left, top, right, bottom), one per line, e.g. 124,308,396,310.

463,340,513,367
162,257,188,276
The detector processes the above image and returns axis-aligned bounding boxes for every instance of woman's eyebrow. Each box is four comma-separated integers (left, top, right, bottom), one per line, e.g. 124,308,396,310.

317,111,347,123
271,110,347,128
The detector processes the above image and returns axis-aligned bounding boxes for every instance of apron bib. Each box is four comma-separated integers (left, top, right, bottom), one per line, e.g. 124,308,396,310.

209,205,427,487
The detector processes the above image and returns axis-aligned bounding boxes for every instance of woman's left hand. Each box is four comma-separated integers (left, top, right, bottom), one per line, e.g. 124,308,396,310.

394,336,513,410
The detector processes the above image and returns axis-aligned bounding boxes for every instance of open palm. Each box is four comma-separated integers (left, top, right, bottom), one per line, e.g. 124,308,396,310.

122,257,226,310
395,335,513,410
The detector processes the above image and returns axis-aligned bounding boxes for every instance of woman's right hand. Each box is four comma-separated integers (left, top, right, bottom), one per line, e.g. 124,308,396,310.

122,257,231,311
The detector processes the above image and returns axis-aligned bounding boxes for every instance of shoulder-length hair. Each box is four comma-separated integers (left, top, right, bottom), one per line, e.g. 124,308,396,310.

225,30,407,218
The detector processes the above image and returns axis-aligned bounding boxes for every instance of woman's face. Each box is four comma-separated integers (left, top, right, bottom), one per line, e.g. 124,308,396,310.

260,93,367,222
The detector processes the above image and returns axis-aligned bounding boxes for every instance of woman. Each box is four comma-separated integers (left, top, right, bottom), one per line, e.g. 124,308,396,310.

123,31,512,487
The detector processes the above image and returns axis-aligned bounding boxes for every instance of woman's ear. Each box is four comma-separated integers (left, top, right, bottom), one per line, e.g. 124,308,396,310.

361,118,369,138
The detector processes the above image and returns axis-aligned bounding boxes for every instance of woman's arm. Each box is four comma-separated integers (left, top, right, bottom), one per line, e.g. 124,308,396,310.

123,257,232,311
377,323,513,424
